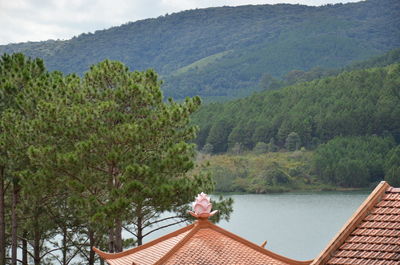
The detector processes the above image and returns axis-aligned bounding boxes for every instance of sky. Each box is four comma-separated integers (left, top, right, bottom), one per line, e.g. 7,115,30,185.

0,0,363,45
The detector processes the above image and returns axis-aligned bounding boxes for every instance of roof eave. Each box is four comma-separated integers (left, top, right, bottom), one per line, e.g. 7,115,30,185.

93,223,195,261
310,181,390,265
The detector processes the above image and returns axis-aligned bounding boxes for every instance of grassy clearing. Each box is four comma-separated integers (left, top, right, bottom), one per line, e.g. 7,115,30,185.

195,151,336,193
173,50,232,76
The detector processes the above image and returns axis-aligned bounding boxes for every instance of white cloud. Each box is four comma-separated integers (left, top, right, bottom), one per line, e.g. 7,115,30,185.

0,0,363,45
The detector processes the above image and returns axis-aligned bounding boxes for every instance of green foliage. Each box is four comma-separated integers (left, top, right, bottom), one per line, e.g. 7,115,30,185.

211,166,237,192
0,53,67,265
253,142,268,154
0,53,45,111
193,64,400,152
23,59,222,245
264,48,400,89
259,73,283,91
345,48,400,72
1,0,399,101
268,138,279,152
3,70,91,264
263,166,290,186
0,54,233,262
384,146,400,186
285,132,301,151
201,151,320,193
230,142,244,155
201,143,214,154
206,120,232,153
314,136,395,187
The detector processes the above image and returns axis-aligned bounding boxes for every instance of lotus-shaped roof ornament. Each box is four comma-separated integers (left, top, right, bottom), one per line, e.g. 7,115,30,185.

189,192,218,219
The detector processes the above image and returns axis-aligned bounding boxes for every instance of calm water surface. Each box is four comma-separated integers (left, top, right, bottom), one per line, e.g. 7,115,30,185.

216,191,369,260
145,191,369,261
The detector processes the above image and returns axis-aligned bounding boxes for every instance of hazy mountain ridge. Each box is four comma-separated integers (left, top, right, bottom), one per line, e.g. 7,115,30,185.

1,0,399,100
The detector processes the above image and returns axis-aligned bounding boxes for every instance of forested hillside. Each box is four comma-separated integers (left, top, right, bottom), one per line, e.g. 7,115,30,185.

344,48,400,72
1,0,399,101
248,48,400,91
193,63,400,153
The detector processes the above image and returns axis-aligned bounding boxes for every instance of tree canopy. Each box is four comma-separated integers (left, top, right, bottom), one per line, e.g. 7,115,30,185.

0,54,232,265
314,136,395,187
193,63,400,153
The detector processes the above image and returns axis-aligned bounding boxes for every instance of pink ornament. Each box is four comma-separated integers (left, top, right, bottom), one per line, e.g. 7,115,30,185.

189,192,218,219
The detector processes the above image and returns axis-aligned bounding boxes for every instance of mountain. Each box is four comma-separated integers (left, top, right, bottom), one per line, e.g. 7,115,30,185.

192,63,400,153
1,0,399,101
344,48,400,72
261,48,400,88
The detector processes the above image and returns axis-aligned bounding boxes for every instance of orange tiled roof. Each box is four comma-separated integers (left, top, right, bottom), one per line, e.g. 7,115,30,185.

93,224,194,265
312,181,400,265
94,218,312,265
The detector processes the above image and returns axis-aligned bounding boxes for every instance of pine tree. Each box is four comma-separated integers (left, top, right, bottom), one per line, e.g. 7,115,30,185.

230,142,244,155
268,137,278,152
23,60,232,254
285,132,301,151
385,146,400,186
206,120,231,153
201,143,214,154
0,53,46,265
1,56,233,263
253,142,268,154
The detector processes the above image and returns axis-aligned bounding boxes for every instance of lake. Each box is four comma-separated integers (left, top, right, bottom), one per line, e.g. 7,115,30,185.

144,191,369,261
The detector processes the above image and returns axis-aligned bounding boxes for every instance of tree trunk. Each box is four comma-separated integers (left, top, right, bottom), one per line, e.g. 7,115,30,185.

88,230,95,265
114,218,122,252
62,225,67,265
0,166,5,265
22,231,28,265
11,181,19,265
108,228,114,253
33,225,41,265
137,214,143,246
107,173,115,253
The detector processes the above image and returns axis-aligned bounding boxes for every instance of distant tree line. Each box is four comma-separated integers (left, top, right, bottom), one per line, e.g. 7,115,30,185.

193,63,400,154
314,136,397,187
193,63,400,188
199,135,399,193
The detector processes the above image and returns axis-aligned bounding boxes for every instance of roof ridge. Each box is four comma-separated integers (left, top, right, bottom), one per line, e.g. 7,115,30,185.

153,218,312,265
310,181,391,265
205,220,313,265
153,220,202,265
93,222,195,260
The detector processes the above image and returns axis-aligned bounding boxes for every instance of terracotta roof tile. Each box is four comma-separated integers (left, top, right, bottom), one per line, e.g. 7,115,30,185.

94,219,312,265
312,181,400,265
163,224,298,265
97,227,191,265
387,187,400,193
